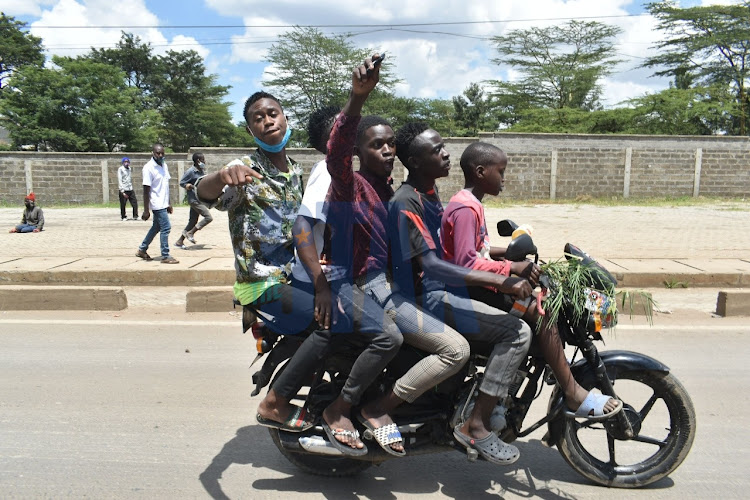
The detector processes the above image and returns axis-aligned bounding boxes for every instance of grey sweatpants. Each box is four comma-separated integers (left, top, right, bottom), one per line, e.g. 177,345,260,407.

421,289,532,399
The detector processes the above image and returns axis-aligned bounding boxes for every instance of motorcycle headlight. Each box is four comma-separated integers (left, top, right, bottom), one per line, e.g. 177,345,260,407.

584,288,617,332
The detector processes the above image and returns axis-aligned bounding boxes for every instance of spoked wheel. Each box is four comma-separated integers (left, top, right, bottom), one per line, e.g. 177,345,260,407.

557,370,696,488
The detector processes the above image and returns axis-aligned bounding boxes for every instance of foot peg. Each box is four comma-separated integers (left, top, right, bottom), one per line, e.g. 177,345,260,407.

466,448,478,462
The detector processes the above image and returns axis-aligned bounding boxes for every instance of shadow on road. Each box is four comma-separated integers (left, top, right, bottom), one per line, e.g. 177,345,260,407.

199,427,673,499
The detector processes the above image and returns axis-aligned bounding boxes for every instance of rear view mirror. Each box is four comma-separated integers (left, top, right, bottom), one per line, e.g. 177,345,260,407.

497,220,518,237
505,233,537,261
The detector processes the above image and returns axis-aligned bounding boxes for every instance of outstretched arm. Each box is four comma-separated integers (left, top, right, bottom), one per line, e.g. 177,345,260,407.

418,251,532,300
196,163,263,202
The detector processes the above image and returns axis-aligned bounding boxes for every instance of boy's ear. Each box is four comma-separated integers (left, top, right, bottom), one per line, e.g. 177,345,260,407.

475,164,485,178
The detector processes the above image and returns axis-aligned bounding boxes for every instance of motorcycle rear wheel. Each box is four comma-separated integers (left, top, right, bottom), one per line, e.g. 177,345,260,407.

269,428,373,477
557,370,696,488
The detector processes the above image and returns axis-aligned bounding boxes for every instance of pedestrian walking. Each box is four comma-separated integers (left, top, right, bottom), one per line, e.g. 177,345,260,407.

175,152,213,249
135,143,179,264
118,157,139,221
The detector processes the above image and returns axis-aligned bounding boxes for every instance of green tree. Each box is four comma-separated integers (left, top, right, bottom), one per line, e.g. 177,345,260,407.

263,27,400,129
89,32,155,91
644,1,750,135
452,83,499,136
489,20,623,125
0,56,145,151
150,50,234,152
414,98,459,137
0,13,45,91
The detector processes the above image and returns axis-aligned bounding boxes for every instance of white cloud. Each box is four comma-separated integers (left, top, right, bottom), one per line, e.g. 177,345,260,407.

207,0,667,104
0,0,57,17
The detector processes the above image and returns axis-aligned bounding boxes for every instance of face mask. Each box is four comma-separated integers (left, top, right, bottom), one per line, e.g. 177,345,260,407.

197,162,205,169
25,201,34,208
154,157,164,165
252,126,292,153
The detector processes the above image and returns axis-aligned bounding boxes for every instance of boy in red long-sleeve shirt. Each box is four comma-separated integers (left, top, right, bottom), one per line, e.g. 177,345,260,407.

441,142,622,421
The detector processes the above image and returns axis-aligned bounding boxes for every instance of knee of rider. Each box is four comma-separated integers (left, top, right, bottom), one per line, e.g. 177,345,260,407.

453,336,471,365
518,321,533,350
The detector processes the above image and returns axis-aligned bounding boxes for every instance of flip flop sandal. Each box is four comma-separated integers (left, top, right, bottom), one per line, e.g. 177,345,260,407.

322,420,368,457
564,390,624,421
356,414,406,457
453,424,519,466
256,406,314,432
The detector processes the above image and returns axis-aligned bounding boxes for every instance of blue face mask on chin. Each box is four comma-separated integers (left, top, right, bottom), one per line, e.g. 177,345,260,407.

253,127,292,153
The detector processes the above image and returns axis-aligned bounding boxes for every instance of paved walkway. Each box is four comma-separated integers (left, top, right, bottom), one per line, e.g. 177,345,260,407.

1,204,748,288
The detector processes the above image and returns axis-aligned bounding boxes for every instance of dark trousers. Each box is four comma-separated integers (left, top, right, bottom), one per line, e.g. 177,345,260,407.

119,190,138,218
260,280,402,406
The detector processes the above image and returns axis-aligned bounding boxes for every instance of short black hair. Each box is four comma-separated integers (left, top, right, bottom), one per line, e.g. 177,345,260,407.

394,122,429,168
460,142,506,177
356,115,392,147
243,91,282,123
192,152,204,164
307,105,341,154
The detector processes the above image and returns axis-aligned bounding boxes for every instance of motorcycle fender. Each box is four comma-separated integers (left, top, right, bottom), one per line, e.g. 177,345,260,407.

544,350,670,447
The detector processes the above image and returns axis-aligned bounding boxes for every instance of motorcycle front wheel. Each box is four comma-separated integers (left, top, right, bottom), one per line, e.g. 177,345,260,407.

556,370,696,488
268,428,373,477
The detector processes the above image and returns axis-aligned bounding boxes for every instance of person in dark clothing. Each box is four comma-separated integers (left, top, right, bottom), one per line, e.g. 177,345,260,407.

175,152,213,249
118,157,139,220
9,192,44,233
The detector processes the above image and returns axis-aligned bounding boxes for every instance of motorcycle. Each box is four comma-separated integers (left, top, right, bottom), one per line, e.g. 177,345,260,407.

245,220,696,488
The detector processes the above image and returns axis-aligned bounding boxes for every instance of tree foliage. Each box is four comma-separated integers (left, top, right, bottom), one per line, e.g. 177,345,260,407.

0,56,146,151
263,27,401,130
489,20,622,123
643,1,750,135
0,13,45,91
452,83,499,135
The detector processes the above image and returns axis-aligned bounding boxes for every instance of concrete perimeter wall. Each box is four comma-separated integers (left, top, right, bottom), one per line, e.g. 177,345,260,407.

1,132,748,204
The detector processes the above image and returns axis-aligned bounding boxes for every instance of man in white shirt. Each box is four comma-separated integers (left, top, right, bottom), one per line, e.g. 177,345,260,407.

117,157,139,221
136,143,179,264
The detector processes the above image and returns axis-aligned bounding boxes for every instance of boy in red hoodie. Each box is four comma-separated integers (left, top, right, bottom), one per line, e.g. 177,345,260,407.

441,142,622,420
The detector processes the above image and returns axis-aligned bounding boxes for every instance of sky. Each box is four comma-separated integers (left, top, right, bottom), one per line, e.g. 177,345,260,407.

1,0,742,124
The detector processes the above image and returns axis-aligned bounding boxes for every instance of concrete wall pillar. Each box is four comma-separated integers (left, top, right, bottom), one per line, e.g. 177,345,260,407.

693,148,703,197
624,147,632,198
24,160,33,194
101,160,109,204
177,161,186,203
550,150,558,200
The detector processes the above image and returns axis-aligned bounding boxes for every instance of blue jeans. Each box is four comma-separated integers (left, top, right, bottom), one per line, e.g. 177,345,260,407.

14,224,38,233
139,208,171,258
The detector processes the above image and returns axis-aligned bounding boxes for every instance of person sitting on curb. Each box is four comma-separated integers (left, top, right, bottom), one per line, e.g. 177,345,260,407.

175,152,213,249
441,141,622,420
9,192,44,233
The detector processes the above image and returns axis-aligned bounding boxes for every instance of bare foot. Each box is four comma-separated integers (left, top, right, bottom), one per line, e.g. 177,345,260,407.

256,393,310,428
322,406,364,450
9,228,17,233
359,407,404,453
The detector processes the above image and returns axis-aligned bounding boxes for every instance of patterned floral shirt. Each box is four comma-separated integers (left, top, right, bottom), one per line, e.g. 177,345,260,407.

210,149,303,295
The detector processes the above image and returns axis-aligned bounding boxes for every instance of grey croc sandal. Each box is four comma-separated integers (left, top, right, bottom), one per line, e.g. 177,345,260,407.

453,424,519,465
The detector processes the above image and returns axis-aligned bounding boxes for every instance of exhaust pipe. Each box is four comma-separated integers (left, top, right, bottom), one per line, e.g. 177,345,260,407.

299,435,345,456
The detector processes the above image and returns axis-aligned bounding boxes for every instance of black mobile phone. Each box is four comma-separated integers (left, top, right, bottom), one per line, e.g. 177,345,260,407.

368,52,386,73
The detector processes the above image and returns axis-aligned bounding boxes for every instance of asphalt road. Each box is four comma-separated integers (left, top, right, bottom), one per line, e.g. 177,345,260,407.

1,309,748,499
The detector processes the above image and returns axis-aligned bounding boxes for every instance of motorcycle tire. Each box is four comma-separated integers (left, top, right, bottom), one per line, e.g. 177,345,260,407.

556,370,696,488
268,428,373,477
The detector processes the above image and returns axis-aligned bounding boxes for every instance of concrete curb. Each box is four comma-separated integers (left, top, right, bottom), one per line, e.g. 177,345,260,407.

715,290,750,317
186,287,235,312
0,286,128,311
